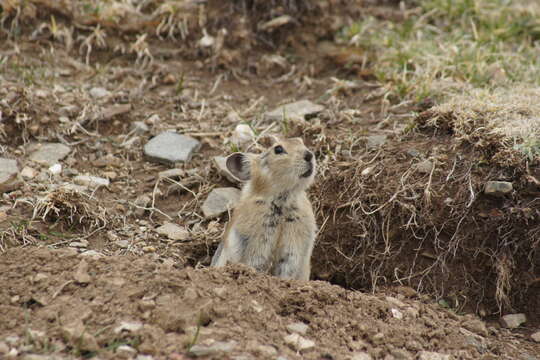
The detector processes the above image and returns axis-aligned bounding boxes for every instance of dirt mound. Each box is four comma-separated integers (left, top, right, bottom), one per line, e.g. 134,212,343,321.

0,247,537,359
310,88,540,320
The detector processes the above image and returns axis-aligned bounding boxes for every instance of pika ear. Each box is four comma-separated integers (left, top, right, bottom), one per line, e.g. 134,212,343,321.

226,152,251,181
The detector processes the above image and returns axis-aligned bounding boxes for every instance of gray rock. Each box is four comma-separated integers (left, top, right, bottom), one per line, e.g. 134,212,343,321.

189,340,237,357
286,322,309,335
500,313,526,328
74,175,110,188
131,121,149,134
350,353,373,360
213,156,242,183
156,222,190,241
283,333,315,351
406,148,421,157
485,181,512,196
201,187,241,218
144,132,200,164
531,331,540,342
416,159,434,174
0,158,20,193
29,143,71,166
89,87,109,99
366,135,387,149
264,100,324,122
417,352,451,360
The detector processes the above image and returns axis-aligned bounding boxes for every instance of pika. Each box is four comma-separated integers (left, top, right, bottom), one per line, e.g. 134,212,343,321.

211,137,317,280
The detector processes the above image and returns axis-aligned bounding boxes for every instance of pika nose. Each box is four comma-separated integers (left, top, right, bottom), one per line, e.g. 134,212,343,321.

304,151,313,162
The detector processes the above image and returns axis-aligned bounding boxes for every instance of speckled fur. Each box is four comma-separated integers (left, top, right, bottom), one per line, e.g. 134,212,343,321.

211,137,317,280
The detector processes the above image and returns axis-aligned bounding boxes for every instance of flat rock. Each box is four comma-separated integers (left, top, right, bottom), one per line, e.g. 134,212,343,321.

286,322,309,335
0,158,20,193
144,132,200,164
201,187,241,218
485,181,512,196
264,100,324,122
189,340,237,357
74,175,110,188
213,156,242,183
114,321,143,334
351,353,373,360
417,352,452,360
156,222,190,241
29,143,71,166
366,135,387,149
89,87,109,99
116,345,137,356
283,333,315,351
79,250,104,259
531,331,540,342
500,313,526,328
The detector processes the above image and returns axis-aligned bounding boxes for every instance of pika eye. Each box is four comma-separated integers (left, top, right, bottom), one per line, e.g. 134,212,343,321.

274,145,285,155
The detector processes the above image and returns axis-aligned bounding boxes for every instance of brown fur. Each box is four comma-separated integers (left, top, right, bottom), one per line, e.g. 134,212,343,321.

211,137,317,280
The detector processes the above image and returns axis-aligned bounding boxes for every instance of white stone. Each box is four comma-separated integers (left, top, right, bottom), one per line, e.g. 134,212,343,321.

264,100,324,122
189,340,237,356
531,331,540,342
89,87,110,99
116,344,137,356
201,187,241,218
283,333,315,351
156,222,190,241
286,322,309,335
48,163,62,175
131,121,149,134
390,308,403,319
114,321,143,334
350,353,373,360
417,352,452,360
74,175,110,188
229,124,255,146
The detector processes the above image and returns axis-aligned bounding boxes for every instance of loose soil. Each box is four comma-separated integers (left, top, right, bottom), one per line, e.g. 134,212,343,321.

0,0,539,359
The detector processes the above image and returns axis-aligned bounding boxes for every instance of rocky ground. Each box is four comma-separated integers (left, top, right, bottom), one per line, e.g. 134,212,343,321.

1,0,540,359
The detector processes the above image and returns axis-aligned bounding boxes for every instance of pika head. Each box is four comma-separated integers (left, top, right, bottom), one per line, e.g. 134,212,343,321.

226,137,316,195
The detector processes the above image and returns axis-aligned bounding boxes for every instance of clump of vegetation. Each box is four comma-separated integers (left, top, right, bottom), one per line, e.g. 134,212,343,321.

340,0,540,101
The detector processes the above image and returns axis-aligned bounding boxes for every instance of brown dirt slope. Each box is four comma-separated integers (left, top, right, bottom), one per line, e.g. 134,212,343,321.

0,247,538,359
